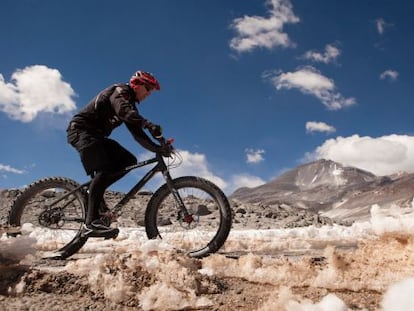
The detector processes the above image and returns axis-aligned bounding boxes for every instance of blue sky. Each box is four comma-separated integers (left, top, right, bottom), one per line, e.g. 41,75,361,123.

1,0,414,194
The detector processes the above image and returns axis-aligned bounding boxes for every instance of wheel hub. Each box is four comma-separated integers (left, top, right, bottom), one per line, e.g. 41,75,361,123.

178,211,199,229
39,209,65,228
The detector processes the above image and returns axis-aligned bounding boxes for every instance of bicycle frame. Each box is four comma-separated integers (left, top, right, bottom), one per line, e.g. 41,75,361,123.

110,153,178,215
50,152,188,220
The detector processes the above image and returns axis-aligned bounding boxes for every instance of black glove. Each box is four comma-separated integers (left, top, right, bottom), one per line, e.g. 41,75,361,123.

160,144,173,157
146,123,163,139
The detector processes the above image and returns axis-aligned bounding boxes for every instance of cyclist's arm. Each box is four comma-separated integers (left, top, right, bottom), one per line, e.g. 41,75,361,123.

109,86,163,152
125,123,160,152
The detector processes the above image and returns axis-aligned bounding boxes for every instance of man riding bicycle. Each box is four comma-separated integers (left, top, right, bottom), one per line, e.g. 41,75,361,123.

66,70,171,238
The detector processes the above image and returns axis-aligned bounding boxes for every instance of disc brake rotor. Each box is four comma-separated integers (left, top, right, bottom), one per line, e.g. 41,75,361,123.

39,209,65,228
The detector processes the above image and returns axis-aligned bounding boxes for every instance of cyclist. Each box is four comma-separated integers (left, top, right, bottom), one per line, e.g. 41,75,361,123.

66,70,171,238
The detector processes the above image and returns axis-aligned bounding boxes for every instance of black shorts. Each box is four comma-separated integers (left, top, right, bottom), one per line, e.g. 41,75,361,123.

67,130,137,176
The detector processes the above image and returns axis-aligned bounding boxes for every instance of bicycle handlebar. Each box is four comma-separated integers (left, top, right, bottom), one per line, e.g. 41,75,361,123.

166,137,175,145
157,136,174,146
154,137,175,158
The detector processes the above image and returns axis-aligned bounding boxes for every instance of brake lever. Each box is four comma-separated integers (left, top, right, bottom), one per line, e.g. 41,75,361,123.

157,137,175,148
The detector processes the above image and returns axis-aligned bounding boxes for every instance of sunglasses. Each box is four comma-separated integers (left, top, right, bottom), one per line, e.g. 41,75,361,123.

143,85,152,92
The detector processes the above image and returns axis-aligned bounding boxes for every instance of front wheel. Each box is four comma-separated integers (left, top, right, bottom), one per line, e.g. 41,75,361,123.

8,177,88,259
145,176,232,258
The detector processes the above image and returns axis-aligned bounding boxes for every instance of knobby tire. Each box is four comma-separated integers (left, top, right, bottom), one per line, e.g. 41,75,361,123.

8,177,88,259
145,176,232,258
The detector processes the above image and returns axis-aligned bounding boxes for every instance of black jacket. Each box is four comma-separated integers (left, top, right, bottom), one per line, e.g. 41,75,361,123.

68,83,159,151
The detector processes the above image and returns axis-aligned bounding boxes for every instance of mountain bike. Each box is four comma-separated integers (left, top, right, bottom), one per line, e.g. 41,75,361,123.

8,138,232,259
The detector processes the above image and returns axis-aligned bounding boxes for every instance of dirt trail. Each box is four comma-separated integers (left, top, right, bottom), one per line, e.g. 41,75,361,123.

2,233,413,310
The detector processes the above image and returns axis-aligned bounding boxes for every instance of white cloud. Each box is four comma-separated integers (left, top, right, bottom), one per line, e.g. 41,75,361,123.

245,148,265,164
270,66,356,110
306,121,336,134
0,65,76,122
0,164,25,174
138,149,267,194
302,44,341,64
376,18,386,35
380,70,399,82
163,150,228,190
229,174,266,192
306,134,414,176
229,0,300,53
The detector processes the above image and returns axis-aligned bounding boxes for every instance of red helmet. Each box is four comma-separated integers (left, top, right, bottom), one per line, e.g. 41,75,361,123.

130,71,160,90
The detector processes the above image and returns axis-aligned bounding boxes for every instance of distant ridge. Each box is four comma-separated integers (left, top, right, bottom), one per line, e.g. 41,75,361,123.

231,159,414,222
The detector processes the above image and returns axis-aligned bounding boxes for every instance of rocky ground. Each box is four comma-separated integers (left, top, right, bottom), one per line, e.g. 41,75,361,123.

1,189,413,310
1,235,408,311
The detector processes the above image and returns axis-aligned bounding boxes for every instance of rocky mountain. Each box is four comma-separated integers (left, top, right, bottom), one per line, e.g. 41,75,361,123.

231,159,414,222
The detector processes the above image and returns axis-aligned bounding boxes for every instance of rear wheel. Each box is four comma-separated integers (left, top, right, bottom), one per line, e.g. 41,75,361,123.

8,177,88,259
145,176,232,258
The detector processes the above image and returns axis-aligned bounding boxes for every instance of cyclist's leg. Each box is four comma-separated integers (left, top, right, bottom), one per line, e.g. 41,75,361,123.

104,139,137,171
86,172,108,223
82,138,137,224
79,140,109,224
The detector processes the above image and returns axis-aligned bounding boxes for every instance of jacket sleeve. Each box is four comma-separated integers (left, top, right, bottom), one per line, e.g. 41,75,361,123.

110,86,149,128
125,123,161,152
110,85,161,152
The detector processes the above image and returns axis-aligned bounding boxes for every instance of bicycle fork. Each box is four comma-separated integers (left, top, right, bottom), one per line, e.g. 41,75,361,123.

163,171,195,225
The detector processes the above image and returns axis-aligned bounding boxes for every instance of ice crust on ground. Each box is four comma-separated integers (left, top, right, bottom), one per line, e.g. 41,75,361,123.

1,203,414,310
